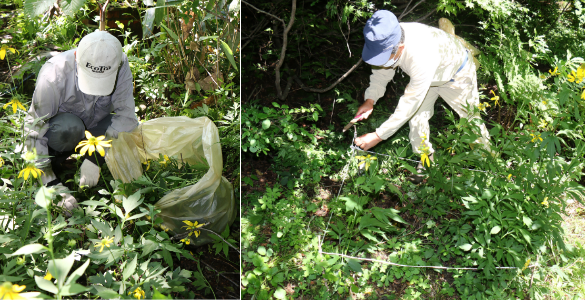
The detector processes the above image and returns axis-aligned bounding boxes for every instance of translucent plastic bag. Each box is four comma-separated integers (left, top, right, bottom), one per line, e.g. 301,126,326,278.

105,116,236,245
439,18,481,70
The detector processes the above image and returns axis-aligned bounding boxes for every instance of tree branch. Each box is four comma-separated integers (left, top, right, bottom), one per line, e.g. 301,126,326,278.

398,0,426,21
242,1,285,26
293,58,363,93
414,8,436,23
274,0,296,99
398,0,415,20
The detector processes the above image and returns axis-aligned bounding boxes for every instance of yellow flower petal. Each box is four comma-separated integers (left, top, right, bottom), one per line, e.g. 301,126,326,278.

79,144,90,156
0,48,6,60
96,145,105,157
44,271,53,280
88,144,95,156
85,131,92,139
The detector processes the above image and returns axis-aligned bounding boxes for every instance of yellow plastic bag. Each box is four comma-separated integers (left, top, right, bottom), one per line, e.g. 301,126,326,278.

439,18,481,70
105,116,236,245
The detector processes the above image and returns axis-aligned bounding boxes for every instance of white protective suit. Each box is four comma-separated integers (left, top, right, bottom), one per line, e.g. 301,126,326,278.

24,50,139,183
364,22,490,154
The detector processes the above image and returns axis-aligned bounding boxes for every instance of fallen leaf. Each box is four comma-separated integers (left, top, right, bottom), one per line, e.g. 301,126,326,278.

314,205,329,217
285,283,295,295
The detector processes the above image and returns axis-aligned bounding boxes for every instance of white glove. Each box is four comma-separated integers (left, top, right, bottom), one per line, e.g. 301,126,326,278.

79,160,100,188
53,183,78,217
41,167,58,186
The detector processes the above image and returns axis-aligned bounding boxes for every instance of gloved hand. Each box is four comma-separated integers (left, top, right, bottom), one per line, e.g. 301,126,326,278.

355,99,375,121
79,159,100,188
53,183,78,217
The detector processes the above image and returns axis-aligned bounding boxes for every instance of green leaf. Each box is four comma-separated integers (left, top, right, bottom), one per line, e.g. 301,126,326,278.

340,196,361,212
261,119,271,130
35,186,52,209
162,248,173,270
199,35,219,41
123,190,143,214
9,244,48,256
65,259,90,286
346,259,362,273
522,216,533,228
91,285,119,299
273,287,287,299
24,0,55,17
459,244,473,251
159,23,179,40
220,40,238,70
35,276,58,294
141,239,159,258
48,253,75,285
60,0,86,16
257,246,267,256
123,254,137,281
490,226,501,235
60,283,88,296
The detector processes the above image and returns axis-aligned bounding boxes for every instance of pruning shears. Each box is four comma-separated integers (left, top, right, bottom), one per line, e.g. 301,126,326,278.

342,114,362,132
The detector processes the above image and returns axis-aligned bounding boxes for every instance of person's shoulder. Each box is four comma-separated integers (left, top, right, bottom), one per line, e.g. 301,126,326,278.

44,50,76,72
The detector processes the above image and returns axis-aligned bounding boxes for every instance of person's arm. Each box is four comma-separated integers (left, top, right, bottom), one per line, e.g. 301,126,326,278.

364,67,396,105
355,67,396,121
106,54,139,139
24,63,62,185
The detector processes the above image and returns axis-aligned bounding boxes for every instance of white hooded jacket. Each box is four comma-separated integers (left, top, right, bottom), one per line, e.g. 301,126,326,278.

24,49,138,180
364,22,469,140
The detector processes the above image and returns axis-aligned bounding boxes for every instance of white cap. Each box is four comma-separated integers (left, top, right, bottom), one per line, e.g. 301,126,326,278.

76,31,123,96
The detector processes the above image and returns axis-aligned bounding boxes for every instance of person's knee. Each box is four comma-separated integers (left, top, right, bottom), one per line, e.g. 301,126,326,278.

45,113,86,152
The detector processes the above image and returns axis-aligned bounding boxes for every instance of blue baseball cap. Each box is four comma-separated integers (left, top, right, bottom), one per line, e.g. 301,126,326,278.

362,10,402,66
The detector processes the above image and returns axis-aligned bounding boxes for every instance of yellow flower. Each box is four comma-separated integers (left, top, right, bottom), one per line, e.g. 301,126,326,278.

421,152,431,168
478,102,490,111
581,88,585,101
507,174,512,181
538,119,547,129
577,64,585,82
356,154,377,171
3,99,26,114
541,197,549,208
548,67,559,76
530,133,543,143
0,45,18,60
568,70,578,83
446,147,455,155
0,157,4,168
182,220,205,238
180,238,191,245
94,236,114,253
522,259,531,271
539,74,546,79
75,131,112,157
159,155,170,166
0,282,26,300
143,160,151,171
490,90,500,107
542,100,547,105
44,271,53,281
128,287,145,300
18,164,44,181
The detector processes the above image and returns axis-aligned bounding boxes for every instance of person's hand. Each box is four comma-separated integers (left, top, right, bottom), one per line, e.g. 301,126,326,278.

355,99,375,121
79,159,100,188
354,132,383,151
53,183,78,217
